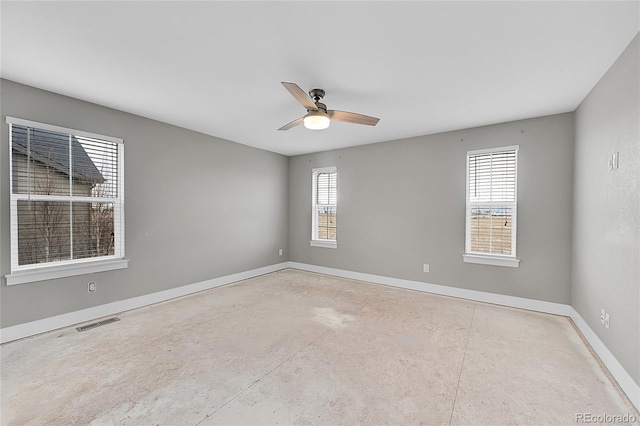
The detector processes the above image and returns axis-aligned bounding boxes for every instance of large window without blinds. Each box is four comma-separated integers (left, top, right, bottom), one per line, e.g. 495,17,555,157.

7,117,126,284
311,166,337,248
464,146,519,268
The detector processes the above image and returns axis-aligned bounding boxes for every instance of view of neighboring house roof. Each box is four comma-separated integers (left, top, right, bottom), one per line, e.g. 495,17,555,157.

11,124,105,184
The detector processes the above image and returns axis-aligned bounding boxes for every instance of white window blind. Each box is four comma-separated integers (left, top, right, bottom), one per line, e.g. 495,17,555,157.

8,117,125,276
465,146,518,262
311,167,337,247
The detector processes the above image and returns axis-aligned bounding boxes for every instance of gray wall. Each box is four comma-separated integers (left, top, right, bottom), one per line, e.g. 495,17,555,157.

572,34,639,384
0,79,289,328
289,113,574,304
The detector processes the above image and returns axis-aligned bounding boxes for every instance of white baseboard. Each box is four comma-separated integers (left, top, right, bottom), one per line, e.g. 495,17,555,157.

287,262,573,316
287,262,639,411
0,262,289,344
568,307,640,411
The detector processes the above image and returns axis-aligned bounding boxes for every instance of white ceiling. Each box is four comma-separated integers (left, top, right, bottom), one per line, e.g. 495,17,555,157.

1,1,638,156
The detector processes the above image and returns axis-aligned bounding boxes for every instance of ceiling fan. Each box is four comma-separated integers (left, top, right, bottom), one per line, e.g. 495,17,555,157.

278,82,380,131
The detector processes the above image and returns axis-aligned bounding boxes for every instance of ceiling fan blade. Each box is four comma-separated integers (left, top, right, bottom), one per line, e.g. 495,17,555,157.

282,82,318,111
278,116,304,131
328,110,380,126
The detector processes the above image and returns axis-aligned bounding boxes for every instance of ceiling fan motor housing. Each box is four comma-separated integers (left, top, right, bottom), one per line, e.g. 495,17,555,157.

309,88,325,102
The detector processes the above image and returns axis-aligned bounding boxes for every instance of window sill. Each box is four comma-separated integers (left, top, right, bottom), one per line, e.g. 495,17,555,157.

5,259,129,286
310,240,337,249
463,254,520,268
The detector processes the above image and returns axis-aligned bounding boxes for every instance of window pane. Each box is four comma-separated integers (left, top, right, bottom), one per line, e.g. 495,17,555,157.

72,202,115,259
73,136,119,198
469,151,516,203
469,207,491,253
11,125,119,199
469,206,512,255
490,207,512,255
12,126,71,196
317,172,337,205
17,200,71,265
317,206,337,240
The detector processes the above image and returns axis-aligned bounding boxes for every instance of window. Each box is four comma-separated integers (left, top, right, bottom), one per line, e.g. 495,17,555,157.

464,146,519,268
310,166,337,248
7,117,127,285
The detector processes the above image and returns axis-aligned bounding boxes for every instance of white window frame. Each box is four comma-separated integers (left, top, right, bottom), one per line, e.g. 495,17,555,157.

310,166,337,249
463,145,520,268
6,117,128,285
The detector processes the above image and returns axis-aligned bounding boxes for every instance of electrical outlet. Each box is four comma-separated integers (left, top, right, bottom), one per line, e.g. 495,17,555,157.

600,308,605,324
604,313,610,330
278,248,283,256
88,282,96,293
423,264,430,273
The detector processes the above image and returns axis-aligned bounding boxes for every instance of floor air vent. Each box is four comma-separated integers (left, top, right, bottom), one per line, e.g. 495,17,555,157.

76,317,120,332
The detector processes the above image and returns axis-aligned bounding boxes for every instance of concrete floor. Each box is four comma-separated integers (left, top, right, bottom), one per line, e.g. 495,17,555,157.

1,269,637,425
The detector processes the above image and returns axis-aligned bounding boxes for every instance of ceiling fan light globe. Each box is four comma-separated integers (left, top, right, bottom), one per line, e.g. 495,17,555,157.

303,112,330,130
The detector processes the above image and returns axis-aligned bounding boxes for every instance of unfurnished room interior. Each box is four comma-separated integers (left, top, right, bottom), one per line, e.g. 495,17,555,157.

0,1,639,425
